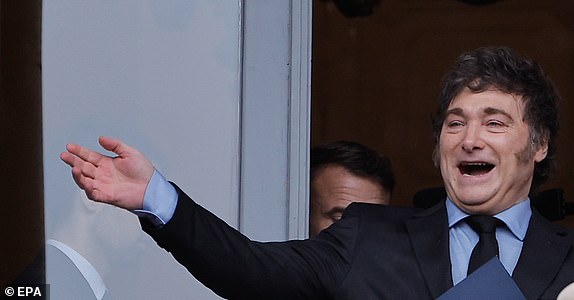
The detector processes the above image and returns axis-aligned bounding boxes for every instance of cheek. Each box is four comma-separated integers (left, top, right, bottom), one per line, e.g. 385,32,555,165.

432,144,441,167
309,206,322,221
514,142,535,164
309,202,328,222
438,134,463,163
439,133,459,150
437,144,452,172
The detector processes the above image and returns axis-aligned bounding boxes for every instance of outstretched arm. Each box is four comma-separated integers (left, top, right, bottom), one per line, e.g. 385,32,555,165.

60,136,154,210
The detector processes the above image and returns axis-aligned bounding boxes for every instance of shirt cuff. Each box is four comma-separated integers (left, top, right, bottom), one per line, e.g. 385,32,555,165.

132,169,177,226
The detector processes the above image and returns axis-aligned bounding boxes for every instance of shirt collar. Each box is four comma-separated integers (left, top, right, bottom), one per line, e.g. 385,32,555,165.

446,198,531,241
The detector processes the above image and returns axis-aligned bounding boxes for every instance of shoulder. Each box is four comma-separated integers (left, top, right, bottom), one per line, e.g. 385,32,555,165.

530,211,574,243
335,203,427,235
316,203,423,256
530,210,574,234
343,202,422,221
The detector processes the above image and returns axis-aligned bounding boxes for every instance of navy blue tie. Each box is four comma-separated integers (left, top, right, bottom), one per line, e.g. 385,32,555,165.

466,215,501,275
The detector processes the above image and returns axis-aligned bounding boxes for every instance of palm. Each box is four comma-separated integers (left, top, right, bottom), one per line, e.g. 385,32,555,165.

60,136,154,210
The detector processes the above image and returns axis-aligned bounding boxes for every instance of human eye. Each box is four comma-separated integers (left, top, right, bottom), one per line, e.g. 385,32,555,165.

485,119,506,132
486,119,503,126
327,207,345,222
330,212,343,222
444,119,465,132
443,109,465,131
446,120,464,128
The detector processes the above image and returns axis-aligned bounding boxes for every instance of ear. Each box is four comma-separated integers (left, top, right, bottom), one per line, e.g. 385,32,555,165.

534,140,549,163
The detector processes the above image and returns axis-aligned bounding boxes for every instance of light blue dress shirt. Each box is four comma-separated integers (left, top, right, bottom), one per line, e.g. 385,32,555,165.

133,170,178,226
447,198,531,285
136,170,532,285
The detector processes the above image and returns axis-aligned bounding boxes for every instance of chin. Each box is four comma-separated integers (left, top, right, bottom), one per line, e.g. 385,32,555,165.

452,192,495,210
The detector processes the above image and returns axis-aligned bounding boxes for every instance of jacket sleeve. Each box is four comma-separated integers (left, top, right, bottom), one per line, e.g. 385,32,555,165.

140,182,358,299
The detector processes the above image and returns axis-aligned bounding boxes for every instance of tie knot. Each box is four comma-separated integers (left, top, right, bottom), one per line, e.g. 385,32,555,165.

465,215,501,234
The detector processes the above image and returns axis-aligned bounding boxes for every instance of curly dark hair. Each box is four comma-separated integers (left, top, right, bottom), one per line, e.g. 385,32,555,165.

310,141,395,196
432,46,560,194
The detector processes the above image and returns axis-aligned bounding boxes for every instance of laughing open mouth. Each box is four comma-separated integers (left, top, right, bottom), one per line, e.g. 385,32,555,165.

458,162,495,176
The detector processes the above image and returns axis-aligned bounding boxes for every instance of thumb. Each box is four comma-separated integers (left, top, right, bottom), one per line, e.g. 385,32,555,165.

98,136,132,157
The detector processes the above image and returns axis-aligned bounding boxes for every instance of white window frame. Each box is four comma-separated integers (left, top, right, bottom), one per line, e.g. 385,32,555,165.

239,0,312,241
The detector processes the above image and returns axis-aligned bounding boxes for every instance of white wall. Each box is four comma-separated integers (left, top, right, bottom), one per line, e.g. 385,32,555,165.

43,1,241,299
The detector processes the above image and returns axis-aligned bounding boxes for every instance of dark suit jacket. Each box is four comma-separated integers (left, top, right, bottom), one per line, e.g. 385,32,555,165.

142,183,574,299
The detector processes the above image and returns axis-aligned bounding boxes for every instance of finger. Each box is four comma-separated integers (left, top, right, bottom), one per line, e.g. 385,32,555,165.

79,178,108,203
66,143,106,166
71,166,90,190
60,151,80,167
80,160,98,179
83,182,99,201
99,136,136,158
85,189,100,202
61,150,99,179
71,167,102,200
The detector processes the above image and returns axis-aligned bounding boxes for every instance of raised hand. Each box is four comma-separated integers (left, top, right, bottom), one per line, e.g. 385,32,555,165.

60,136,154,210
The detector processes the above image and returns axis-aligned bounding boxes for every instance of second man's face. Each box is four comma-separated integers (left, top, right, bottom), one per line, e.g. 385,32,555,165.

438,88,548,215
309,164,390,237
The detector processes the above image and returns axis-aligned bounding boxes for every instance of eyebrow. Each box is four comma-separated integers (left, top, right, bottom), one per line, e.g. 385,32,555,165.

445,107,463,117
483,107,513,120
444,107,513,120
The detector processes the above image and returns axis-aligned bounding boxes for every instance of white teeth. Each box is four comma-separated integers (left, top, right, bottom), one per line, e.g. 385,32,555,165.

464,162,487,166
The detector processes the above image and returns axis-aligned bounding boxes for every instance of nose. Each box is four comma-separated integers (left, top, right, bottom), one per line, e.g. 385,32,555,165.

461,122,484,152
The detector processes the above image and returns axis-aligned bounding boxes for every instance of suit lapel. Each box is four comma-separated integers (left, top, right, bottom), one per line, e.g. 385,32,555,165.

406,201,453,298
512,211,571,299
